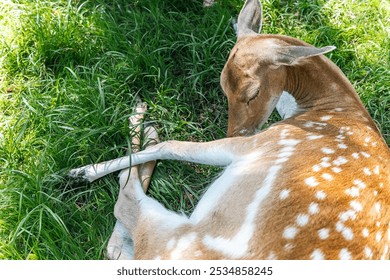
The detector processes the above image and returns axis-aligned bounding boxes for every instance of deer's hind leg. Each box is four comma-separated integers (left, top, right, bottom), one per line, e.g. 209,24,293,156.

107,102,158,260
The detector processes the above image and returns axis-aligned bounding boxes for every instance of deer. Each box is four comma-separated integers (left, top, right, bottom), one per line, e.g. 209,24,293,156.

69,0,390,260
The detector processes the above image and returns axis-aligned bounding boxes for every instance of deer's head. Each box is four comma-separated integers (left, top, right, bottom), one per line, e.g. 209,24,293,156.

221,0,335,137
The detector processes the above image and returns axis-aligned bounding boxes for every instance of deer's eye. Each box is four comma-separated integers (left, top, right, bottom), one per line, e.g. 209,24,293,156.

246,88,260,105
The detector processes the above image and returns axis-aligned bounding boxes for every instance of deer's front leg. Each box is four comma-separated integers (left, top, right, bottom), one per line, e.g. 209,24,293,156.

69,137,241,183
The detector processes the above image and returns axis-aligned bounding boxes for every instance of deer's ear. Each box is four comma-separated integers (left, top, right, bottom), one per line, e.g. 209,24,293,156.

237,0,263,37
273,45,336,66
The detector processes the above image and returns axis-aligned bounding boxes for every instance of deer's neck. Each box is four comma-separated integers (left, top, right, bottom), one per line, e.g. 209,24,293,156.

284,57,382,135
287,58,360,111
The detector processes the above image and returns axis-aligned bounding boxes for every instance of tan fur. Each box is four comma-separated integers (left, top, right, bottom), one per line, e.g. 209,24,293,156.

71,0,389,260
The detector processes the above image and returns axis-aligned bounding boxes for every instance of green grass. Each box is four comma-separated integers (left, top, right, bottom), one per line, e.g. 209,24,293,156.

0,0,389,259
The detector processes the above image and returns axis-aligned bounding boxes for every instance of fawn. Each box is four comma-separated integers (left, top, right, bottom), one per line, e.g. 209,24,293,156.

70,0,390,260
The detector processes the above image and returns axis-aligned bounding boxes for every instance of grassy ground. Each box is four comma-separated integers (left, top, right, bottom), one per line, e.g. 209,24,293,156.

0,0,389,260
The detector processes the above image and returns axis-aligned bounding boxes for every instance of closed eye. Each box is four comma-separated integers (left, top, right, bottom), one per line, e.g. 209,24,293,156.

246,88,260,105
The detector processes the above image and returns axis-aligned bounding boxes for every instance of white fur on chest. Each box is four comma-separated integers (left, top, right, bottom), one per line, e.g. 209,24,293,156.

276,91,298,119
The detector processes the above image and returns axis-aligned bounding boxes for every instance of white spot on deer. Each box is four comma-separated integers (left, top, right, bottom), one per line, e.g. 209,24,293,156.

309,202,319,215
363,167,372,176
278,139,301,146
296,214,309,227
345,187,360,197
339,210,357,222
312,165,321,172
342,228,354,240
364,247,373,259
318,228,330,240
277,147,295,162
353,179,366,189
320,157,331,168
283,226,298,239
322,173,333,181
315,190,327,200
304,122,314,128
350,200,363,212
311,249,325,260
334,108,344,112
320,161,331,168
320,115,333,121
375,202,381,214
333,156,348,166
336,221,344,232
331,167,342,173
339,248,352,260
373,166,380,175
307,134,324,140
305,177,319,187
280,129,290,139
360,152,371,158
279,189,290,200
170,233,197,259
338,143,348,149
376,232,382,243
304,121,327,128
352,153,360,159
321,148,335,154
362,228,369,238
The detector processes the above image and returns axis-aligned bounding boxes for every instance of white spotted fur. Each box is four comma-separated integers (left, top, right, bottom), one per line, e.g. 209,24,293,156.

69,0,390,260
